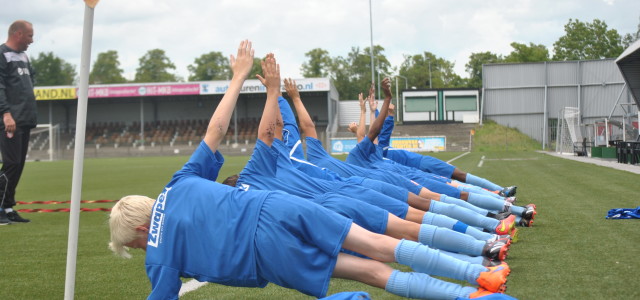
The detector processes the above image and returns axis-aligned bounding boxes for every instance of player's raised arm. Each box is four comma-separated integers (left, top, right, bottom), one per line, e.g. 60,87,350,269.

366,77,392,142
255,53,281,146
204,40,254,153
285,78,318,139
355,91,367,142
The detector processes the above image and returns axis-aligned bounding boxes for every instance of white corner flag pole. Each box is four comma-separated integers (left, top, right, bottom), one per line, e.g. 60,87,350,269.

64,1,99,299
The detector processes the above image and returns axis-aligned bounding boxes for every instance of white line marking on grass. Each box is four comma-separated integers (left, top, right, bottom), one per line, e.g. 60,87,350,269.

477,155,485,168
179,279,208,296
447,152,470,164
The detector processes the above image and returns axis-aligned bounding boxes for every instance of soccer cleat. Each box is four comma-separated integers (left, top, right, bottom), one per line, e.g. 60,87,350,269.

499,186,517,197
518,217,533,227
485,234,512,244
521,204,537,226
0,210,12,225
476,262,510,293
6,211,30,223
494,215,515,235
482,240,510,261
462,288,517,299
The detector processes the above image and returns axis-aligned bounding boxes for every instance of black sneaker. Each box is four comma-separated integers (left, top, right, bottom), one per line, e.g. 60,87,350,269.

499,186,517,197
482,240,510,261
6,211,30,223
0,210,12,225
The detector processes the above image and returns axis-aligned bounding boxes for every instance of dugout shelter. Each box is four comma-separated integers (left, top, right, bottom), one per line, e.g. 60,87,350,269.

32,78,338,159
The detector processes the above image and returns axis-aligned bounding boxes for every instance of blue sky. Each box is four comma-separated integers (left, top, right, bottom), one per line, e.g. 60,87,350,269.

3,0,639,81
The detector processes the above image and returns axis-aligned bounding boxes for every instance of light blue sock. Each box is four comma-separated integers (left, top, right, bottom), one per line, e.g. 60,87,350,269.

423,212,494,240
385,270,477,300
467,193,509,212
466,173,503,191
440,250,486,265
418,224,485,256
440,194,489,215
430,200,500,232
458,184,503,199
511,205,525,216
394,239,486,284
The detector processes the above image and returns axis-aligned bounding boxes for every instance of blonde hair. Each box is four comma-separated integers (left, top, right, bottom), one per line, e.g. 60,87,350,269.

108,195,155,258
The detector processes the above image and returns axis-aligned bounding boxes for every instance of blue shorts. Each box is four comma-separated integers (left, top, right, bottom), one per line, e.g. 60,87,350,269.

359,178,408,202
419,156,455,178
314,192,389,234
255,193,351,298
331,182,409,219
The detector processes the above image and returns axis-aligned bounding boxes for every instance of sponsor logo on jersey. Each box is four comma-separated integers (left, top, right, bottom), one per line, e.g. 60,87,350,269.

239,183,251,191
148,187,171,248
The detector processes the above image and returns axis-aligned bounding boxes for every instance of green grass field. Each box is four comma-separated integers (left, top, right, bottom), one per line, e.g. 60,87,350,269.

1,150,639,299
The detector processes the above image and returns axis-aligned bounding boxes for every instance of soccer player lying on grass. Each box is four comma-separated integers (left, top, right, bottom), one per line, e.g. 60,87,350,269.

268,78,517,242
367,99,514,201
282,79,509,243
108,42,513,300
372,102,517,198
346,82,536,228
221,74,511,263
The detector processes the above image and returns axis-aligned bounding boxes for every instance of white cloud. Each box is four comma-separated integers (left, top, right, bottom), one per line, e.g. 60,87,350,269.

2,0,638,82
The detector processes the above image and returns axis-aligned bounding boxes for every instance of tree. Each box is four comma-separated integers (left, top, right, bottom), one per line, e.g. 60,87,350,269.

622,16,640,48
301,48,332,78
30,52,76,86
134,49,177,83
553,19,625,60
399,52,462,89
504,42,549,63
465,51,502,88
89,50,127,84
187,51,230,81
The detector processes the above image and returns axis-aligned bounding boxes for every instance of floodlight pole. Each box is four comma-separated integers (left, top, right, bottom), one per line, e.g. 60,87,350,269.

369,0,375,85
65,2,96,299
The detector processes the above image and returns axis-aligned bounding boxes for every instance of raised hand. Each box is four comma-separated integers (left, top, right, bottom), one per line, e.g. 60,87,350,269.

256,53,280,92
381,77,392,99
230,40,254,80
358,92,366,112
284,78,300,100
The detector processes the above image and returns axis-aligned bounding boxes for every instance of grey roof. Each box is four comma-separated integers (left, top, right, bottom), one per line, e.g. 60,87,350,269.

616,39,640,106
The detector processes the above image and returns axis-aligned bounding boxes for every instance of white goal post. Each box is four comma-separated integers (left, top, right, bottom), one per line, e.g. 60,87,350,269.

556,107,584,155
27,123,61,161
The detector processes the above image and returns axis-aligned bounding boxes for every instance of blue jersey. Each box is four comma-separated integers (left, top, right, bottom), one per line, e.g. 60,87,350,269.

146,141,351,299
347,136,461,198
239,139,408,219
378,114,455,178
145,141,269,299
237,139,389,234
305,137,423,196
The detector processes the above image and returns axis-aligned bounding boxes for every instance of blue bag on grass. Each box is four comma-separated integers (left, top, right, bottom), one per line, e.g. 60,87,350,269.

606,206,640,219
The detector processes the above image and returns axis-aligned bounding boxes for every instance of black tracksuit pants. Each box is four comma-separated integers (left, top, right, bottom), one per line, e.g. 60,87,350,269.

0,127,31,209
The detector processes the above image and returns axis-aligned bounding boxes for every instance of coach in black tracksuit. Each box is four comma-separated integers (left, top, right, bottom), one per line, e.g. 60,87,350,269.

0,20,37,224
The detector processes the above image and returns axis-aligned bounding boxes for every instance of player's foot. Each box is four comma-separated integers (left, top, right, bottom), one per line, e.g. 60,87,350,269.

521,204,537,226
6,211,30,223
476,262,510,293
494,215,515,235
461,288,517,299
499,186,517,197
0,210,12,225
486,234,512,244
482,240,510,261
